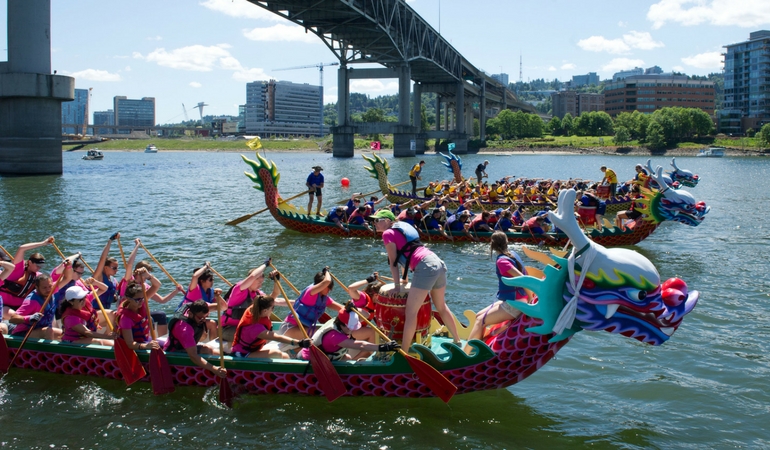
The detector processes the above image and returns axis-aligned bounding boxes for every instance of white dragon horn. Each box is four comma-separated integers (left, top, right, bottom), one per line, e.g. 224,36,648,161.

548,189,590,251
650,164,667,190
671,157,680,172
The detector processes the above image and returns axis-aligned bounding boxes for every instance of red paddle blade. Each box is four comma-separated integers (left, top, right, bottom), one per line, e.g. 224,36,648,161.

114,339,146,386
149,349,175,395
0,335,9,374
309,345,346,402
219,376,234,407
404,353,457,403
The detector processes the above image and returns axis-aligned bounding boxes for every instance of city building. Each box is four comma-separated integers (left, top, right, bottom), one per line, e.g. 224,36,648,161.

720,30,770,134
603,74,715,117
571,72,599,87
61,88,89,134
93,109,115,134
113,96,156,133
612,67,644,81
491,73,509,86
244,80,324,137
551,91,605,118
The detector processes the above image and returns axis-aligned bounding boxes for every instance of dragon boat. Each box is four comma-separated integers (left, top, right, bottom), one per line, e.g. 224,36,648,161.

1,188,699,399
238,153,708,247
370,152,701,216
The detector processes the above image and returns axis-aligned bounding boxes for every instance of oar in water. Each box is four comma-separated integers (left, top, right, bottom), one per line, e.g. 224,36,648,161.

3,274,63,375
215,302,234,407
274,280,346,402
226,189,313,226
141,282,175,395
85,280,146,386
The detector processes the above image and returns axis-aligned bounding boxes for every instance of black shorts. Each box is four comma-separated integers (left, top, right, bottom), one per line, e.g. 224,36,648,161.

626,210,642,220
308,188,322,196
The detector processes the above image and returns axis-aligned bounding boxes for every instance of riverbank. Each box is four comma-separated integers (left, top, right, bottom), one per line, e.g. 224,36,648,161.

476,145,769,157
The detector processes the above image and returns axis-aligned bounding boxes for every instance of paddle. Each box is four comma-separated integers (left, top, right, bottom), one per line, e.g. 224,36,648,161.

116,235,129,273
3,274,63,375
328,272,456,402
274,280,346,402
85,280,146,386
209,266,231,287
137,242,181,288
51,242,94,273
215,300,234,407
336,180,411,206
226,189,313,226
0,244,12,260
141,282,175,395
269,263,301,296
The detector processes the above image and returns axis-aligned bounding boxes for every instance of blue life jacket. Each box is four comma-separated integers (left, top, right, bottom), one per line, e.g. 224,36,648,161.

496,253,528,301
93,273,117,310
390,222,423,280
293,286,328,327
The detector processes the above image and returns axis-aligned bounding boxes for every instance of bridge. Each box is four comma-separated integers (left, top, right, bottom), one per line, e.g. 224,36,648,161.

247,0,535,156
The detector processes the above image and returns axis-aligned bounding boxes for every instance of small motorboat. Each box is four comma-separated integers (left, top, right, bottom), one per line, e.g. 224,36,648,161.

697,146,725,157
145,144,158,153
82,149,104,160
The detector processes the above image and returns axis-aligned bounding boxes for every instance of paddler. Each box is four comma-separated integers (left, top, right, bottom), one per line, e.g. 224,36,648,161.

8,272,62,340
275,267,344,341
221,258,280,342
116,282,161,351
230,295,311,359
181,262,226,342
92,232,122,328
371,209,462,352
59,286,116,346
0,236,54,319
164,299,226,378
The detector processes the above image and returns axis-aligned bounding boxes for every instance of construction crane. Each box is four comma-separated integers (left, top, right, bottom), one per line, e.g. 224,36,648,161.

274,62,339,137
81,87,92,136
194,102,208,122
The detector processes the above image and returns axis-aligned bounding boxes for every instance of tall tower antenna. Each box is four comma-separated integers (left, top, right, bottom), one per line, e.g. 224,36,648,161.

519,53,523,83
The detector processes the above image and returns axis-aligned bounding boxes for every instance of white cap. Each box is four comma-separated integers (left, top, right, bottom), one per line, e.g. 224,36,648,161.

65,286,89,301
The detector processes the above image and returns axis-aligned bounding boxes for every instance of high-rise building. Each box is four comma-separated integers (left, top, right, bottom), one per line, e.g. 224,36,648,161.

551,91,605,118
491,73,509,86
603,74,715,117
62,88,89,134
721,30,770,134
571,72,600,87
114,96,155,133
612,67,644,81
244,80,324,137
93,109,115,134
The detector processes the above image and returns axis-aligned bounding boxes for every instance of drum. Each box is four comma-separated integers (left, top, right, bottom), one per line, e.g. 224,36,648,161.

577,206,597,226
374,283,432,343
596,185,610,199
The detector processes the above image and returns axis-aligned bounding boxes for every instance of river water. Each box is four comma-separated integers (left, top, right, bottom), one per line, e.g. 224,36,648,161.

0,150,768,449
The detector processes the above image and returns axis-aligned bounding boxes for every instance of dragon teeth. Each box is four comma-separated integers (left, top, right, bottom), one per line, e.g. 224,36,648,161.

661,327,675,336
605,304,620,319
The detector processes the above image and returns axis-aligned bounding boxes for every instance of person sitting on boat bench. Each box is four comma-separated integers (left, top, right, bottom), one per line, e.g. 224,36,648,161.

8,273,62,340
231,294,310,359
164,300,226,378
116,282,161,352
221,258,281,342
275,267,344,342
326,206,350,233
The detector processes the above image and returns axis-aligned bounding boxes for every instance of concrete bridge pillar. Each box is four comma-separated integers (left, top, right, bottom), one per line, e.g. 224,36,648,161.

451,81,468,154
0,0,74,175
480,83,486,141
332,65,354,157
436,96,441,131
412,82,425,154
393,65,416,157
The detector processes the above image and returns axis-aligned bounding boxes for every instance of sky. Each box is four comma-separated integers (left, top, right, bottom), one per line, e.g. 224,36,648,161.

2,0,769,124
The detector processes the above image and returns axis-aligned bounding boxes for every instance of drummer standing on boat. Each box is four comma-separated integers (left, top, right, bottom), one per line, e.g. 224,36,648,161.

371,209,462,352
475,160,489,184
306,166,325,217
409,161,425,195
600,166,617,198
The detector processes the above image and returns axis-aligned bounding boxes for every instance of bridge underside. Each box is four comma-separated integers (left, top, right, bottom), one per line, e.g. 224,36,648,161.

248,0,536,157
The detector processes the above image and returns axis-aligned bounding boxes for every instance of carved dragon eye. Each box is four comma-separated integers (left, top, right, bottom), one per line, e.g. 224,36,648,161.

627,288,647,301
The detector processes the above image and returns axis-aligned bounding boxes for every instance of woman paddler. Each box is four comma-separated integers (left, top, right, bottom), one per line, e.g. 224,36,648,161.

221,257,280,342
179,262,225,342
0,236,54,319
300,304,400,362
59,286,116,346
276,267,344,342
465,231,531,354
91,232,123,328
164,299,226,378
115,282,161,352
8,273,62,340
0,258,14,333
52,257,108,336
230,295,311,359
371,209,462,352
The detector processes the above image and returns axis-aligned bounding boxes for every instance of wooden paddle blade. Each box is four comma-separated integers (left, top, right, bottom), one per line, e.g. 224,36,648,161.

114,339,146,386
404,353,457,403
309,345,346,402
149,349,175,395
0,335,9,374
219,376,234,407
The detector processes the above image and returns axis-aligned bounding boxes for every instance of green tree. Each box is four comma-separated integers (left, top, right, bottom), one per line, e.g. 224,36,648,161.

759,123,770,146
473,118,480,137
361,107,387,123
562,113,573,136
420,103,428,132
548,116,562,136
646,121,667,150
613,125,631,146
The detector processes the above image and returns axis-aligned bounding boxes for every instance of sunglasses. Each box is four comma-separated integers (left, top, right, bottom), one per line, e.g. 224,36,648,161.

108,265,119,270
74,270,85,275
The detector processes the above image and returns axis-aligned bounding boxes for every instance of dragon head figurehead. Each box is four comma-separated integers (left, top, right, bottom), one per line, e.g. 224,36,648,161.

439,150,464,183
640,161,709,226
501,189,699,346
363,153,392,194
242,152,281,208
667,157,699,187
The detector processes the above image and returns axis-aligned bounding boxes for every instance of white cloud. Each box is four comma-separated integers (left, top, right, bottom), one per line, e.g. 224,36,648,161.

189,81,202,88
672,65,685,72
578,36,630,54
622,31,664,50
578,31,664,54
560,63,577,70
232,67,270,82
200,0,282,21
124,66,131,72
146,36,162,41
132,52,144,59
648,0,770,29
548,66,557,71
682,51,723,69
601,58,646,73
350,79,399,93
618,21,628,27
67,69,122,82
141,44,234,71
243,24,320,44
